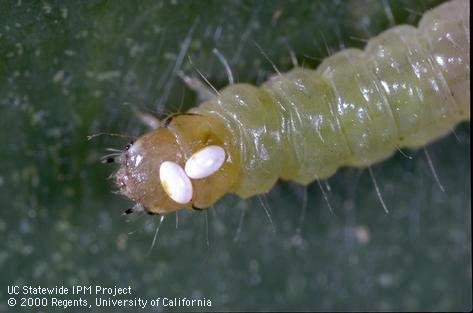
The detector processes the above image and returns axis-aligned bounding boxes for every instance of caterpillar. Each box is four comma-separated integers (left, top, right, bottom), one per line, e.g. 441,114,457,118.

109,0,469,215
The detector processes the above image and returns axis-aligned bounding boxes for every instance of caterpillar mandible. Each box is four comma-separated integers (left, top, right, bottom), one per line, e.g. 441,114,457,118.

110,0,469,215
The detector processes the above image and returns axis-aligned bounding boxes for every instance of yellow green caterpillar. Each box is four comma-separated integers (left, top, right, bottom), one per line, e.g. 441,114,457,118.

110,0,470,214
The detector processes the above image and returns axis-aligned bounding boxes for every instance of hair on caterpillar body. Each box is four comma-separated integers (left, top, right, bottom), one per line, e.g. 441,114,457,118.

108,0,469,215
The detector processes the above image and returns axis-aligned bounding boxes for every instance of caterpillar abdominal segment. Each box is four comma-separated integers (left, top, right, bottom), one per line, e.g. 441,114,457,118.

111,0,469,215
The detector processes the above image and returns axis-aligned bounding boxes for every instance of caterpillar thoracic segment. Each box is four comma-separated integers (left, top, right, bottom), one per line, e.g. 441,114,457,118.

111,0,469,214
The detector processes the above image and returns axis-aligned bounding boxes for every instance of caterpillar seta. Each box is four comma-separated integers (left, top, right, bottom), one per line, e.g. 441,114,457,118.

108,0,470,215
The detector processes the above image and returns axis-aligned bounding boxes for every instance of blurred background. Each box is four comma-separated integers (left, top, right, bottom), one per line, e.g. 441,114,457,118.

0,0,470,311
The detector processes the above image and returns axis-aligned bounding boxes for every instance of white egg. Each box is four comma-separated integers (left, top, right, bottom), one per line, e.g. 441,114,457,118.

159,161,193,204
185,145,226,179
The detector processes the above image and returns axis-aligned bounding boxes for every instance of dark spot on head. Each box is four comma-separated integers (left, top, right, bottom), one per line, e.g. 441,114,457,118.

125,142,133,151
124,208,134,215
192,205,204,211
164,115,174,128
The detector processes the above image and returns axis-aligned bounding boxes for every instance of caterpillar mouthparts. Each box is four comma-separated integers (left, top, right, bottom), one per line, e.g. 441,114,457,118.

110,0,469,215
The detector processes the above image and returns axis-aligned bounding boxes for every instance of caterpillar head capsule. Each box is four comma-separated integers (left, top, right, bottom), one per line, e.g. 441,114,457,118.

112,114,240,214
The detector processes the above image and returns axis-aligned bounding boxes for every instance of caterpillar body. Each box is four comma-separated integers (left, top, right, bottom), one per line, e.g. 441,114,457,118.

111,0,469,214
